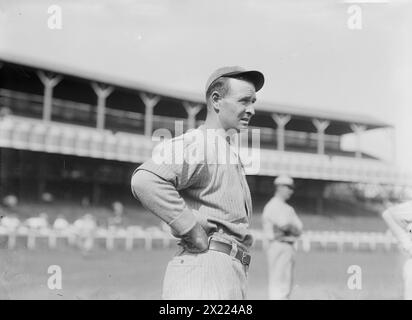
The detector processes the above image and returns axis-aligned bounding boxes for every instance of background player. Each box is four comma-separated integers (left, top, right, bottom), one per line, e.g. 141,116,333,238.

382,201,412,299
262,175,303,299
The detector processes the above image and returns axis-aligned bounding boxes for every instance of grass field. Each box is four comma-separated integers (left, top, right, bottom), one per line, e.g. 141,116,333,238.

0,246,407,300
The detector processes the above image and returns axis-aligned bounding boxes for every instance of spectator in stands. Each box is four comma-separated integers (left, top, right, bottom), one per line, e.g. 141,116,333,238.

53,214,70,231
0,106,11,119
81,197,90,207
0,213,21,231
108,201,124,229
25,212,49,230
73,213,97,255
41,192,54,203
262,175,303,300
382,201,412,300
2,194,18,208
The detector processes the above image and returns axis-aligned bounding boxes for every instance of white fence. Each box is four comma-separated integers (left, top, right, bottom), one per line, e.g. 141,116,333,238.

0,226,399,252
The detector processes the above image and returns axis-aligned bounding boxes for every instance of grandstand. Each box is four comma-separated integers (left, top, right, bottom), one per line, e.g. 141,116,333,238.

0,57,411,236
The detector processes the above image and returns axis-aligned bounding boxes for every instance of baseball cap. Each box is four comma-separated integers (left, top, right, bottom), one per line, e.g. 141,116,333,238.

274,175,294,187
205,66,265,93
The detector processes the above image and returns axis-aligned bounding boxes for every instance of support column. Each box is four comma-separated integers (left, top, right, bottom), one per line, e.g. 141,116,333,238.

312,119,330,155
183,102,203,130
37,71,62,122
38,153,47,200
92,180,101,205
140,93,160,137
91,83,114,130
0,148,11,199
350,124,366,159
272,114,291,151
315,181,327,215
91,166,101,205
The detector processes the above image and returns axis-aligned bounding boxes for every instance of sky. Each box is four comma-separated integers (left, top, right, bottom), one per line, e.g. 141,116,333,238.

0,0,411,171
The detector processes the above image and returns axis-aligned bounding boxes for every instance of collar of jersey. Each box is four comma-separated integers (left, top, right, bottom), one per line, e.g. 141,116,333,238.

196,125,241,160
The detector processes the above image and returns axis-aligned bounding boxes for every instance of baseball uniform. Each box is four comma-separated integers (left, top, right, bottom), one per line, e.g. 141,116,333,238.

131,125,253,299
382,201,412,299
262,197,303,299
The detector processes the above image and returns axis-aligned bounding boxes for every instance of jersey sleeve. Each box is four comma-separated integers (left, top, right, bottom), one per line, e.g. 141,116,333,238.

390,201,412,228
131,137,206,236
134,137,206,191
382,201,412,251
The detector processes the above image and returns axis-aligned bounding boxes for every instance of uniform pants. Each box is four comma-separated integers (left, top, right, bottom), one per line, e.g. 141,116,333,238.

403,258,412,300
266,241,295,300
162,249,248,300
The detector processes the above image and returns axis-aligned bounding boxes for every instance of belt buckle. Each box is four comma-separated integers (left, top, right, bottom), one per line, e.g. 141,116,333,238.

241,251,250,266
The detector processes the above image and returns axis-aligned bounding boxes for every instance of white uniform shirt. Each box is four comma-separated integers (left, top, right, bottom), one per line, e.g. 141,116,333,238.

262,197,303,243
383,201,412,254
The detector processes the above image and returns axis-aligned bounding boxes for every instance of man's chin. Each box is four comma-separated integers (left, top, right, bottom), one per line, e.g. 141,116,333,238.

239,122,250,130
228,123,248,133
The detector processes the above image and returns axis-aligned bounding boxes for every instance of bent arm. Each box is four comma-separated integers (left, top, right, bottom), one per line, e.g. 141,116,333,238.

131,169,197,236
382,203,412,251
275,211,303,237
278,223,302,237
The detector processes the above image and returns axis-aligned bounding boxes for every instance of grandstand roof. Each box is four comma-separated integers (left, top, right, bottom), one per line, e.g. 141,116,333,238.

0,55,391,130
254,102,390,129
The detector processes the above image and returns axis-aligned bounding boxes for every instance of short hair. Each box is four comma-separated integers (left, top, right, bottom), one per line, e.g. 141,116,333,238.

205,77,231,104
205,75,256,104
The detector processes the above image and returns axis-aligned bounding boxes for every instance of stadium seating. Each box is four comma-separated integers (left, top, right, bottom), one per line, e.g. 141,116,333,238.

0,221,400,253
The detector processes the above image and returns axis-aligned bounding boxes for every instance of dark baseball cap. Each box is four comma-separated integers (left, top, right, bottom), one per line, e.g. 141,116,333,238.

205,66,265,93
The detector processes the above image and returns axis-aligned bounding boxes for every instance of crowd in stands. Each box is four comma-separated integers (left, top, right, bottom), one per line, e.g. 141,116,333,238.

0,194,129,234
0,193,403,254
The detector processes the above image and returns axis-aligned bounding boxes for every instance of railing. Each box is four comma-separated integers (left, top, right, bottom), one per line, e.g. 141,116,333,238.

248,126,341,151
1,114,407,184
0,88,342,154
0,224,400,252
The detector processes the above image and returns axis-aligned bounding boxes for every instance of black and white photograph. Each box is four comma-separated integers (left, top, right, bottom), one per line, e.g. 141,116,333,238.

0,0,412,303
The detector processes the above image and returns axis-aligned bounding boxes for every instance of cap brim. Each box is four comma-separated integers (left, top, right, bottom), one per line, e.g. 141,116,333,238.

224,70,265,92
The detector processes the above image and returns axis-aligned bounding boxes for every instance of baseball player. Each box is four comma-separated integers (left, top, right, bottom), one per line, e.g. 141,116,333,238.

262,175,303,300
382,201,412,299
73,213,97,255
131,66,264,299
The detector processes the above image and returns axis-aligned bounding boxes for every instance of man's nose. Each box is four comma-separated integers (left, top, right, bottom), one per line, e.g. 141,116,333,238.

245,105,255,116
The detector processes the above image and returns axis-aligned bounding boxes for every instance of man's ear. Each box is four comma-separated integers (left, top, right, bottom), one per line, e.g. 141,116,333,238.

211,91,221,112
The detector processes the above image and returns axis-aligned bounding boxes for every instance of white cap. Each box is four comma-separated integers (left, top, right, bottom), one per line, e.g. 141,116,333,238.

274,175,294,187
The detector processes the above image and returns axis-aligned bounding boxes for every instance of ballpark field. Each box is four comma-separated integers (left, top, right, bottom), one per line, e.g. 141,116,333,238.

0,246,405,300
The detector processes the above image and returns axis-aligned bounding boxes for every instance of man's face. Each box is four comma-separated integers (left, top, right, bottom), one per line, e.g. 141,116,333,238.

278,185,294,200
218,78,256,132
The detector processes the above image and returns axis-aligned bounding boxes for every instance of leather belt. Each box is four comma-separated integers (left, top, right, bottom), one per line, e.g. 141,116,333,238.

208,239,251,266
